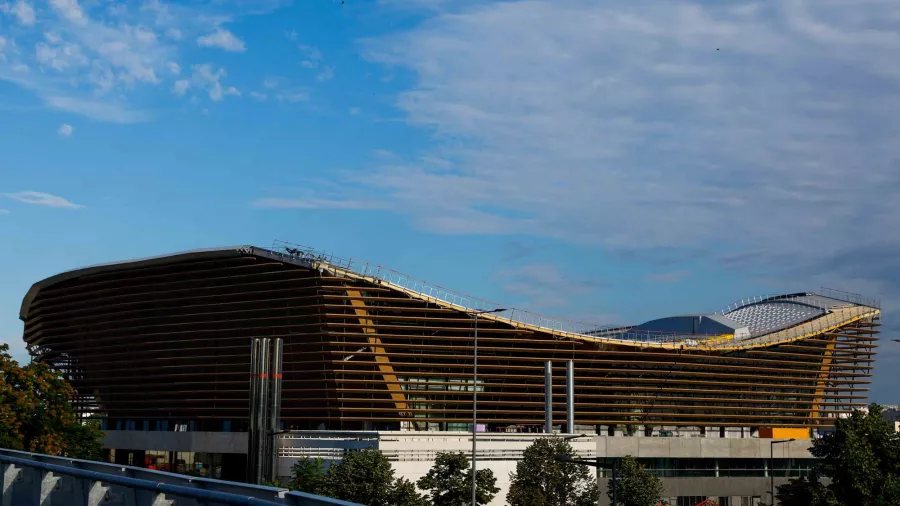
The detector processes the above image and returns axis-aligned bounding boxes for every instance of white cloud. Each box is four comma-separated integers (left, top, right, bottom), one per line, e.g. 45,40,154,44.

49,0,86,25
349,107,360,115
355,0,900,272
172,64,239,102
250,91,267,101
3,190,83,208
10,1,36,26
165,27,183,40
274,90,308,103
263,77,279,89
253,197,383,210
197,28,246,52
193,63,226,100
0,1,281,121
0,208,9,214
316,66,334,82
35,38,88,71
644,270,691,283
172,79,189,95
43,95,149,123
298,43,322,68
57,123,73,136
494,263,604,310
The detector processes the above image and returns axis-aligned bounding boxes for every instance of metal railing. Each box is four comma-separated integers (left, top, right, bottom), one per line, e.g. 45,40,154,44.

267,241,880,349
269,240,620,336
0,449,359,506
717,289,881,315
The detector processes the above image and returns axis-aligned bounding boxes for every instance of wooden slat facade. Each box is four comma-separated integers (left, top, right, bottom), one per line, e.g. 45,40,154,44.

21,248,878,431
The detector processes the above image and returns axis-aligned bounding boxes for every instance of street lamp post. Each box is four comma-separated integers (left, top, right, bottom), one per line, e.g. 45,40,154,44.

554,455,615,506
770,438,795,505
471,308,507,506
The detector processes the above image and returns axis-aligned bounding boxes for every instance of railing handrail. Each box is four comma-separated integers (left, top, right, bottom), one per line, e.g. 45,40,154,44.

0,451,360,506
268,241,879,349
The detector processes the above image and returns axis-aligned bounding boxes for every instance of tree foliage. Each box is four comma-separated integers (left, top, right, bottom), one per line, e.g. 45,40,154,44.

774,471,837,506
390,477,429,506
289,447,426,506
776,403,900,506
287,457,327,495
506,436,599,506
0,344,104,460
417,451,498,506
609,455,666,506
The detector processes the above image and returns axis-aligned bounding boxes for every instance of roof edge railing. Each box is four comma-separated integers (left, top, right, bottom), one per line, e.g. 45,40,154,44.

268,241,880,349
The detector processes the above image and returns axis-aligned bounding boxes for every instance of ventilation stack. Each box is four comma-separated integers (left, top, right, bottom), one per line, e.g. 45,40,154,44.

545,361,553,433
248,338,284,485
566,360,575,434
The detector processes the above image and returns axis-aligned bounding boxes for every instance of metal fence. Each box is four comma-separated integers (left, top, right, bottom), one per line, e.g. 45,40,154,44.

268,240,880,350
716,288,881,315
0,448,360,506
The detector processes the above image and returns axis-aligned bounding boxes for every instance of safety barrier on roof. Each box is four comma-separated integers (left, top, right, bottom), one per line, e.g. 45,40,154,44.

269,240,879,349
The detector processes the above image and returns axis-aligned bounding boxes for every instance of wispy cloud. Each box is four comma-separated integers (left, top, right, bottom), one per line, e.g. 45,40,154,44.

57,123,73,136
316,66,334,82
0,0,272,121
172,63,239,102
354,0,900,274
0,208,9,215
43,95,150,123
6,0,36,25
494,263,604,310
644,270,691,284
298,44,322,68
197,28,246,52
3,191,83,208
253,197,384,210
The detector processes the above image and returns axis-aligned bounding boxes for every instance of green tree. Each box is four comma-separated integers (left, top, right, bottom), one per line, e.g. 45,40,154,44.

318,448,426,506
417,451,498,506
609,456,665,506
390,477,429,506
0,344,104,459
287,457,327,494
774,471,837,506
776,403,900,506
506,436,599,506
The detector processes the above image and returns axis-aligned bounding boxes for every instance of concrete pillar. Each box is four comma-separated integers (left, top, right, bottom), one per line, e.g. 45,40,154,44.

544,361,552,433
566,360,574,433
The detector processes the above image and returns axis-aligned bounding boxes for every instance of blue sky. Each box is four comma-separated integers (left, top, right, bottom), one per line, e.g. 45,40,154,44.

1,0,898,401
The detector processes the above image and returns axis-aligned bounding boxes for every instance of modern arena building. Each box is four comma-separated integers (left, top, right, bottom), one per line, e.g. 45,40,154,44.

19,242,881,506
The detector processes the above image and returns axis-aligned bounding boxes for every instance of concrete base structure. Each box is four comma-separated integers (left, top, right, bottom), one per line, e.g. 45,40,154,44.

99,429,815,505
599,477,790,506
103,430,249,454
274,432,813,506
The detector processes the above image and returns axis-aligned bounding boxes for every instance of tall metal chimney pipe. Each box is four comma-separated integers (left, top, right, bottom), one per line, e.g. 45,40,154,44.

566,360,575,434
545,361,553,433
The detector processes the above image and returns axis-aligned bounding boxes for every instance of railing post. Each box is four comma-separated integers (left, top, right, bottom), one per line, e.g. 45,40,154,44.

86,481,108,506
2,463,22,506
39,470,60,505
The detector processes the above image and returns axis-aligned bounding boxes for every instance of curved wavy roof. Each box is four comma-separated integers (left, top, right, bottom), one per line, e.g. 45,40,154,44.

19,244,881,351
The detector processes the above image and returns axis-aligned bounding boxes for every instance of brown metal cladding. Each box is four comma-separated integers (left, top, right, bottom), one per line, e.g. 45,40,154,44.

21,248,877,429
